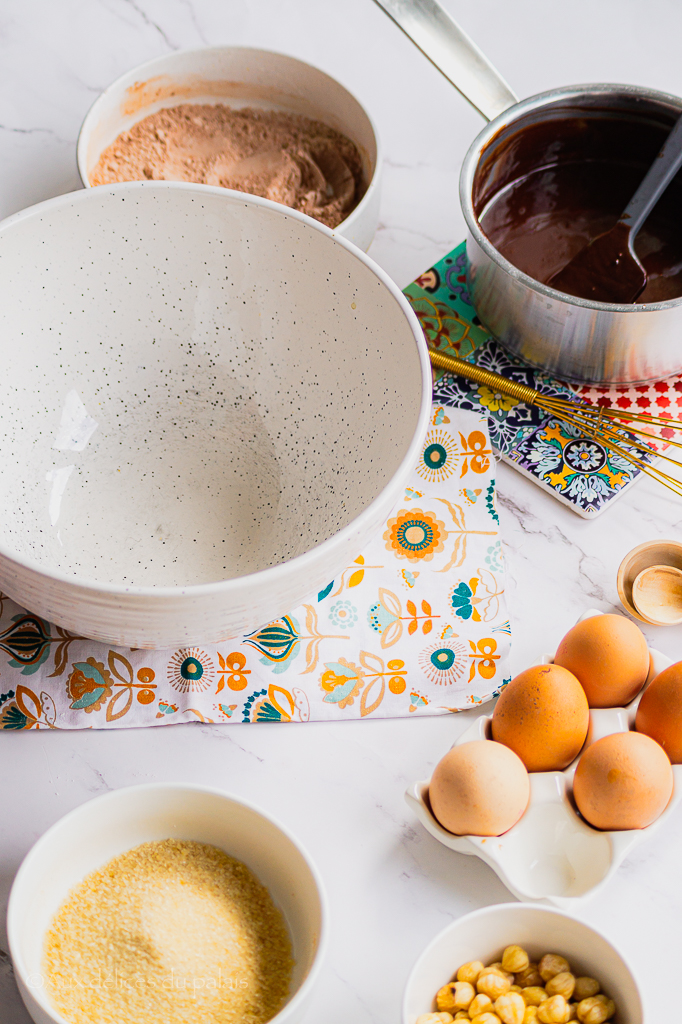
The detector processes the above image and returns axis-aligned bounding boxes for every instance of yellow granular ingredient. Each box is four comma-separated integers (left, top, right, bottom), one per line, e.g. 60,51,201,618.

43,839,294,1024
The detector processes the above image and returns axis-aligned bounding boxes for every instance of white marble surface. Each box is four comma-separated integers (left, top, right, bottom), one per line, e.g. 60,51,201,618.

1,0,682,1020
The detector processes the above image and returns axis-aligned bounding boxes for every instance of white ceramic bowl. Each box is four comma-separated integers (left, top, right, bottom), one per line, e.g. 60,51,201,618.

403,903,643,1024
407,611,681,907
7,784,328,1024
0,181,430,647
77,46,381,252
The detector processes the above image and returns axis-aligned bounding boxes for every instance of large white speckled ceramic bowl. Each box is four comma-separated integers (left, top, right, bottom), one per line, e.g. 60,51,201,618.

0,181,430,647
77,46,381,252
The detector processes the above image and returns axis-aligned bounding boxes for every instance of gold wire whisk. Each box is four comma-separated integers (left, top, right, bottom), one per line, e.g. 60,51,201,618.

428,347,682,498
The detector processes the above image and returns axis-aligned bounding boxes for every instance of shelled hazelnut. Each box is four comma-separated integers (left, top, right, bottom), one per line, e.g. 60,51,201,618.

423,945,616,1024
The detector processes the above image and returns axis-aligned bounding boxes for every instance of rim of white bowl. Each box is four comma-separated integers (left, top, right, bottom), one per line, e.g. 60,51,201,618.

75,44,383,242
402,902,643,1023
0,179,432,597
7,782,330,1024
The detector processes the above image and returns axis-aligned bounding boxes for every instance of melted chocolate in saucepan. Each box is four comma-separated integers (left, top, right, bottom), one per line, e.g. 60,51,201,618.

474,108,682,303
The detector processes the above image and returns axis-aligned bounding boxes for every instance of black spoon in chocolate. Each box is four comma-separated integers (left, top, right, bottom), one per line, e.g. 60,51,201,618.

548,113,682,304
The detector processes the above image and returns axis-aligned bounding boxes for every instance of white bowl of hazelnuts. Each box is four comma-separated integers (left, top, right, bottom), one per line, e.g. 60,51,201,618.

403,902,641,1024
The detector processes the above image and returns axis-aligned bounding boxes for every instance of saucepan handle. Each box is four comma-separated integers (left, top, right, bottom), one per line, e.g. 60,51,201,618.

372,0,518,122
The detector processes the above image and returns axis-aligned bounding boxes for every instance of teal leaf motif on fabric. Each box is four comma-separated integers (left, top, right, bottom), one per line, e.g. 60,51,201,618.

259,649,299,675
242,688,267,723
368,603,398,633
0,703,27,729
321,662,360,704
68,661,110,710
253,699,285,722
0,615,52,675
485,481,499,524
317,581,334,602
485,541,503,572
493,677,511,698
323,682,355,704
70,686,106,710
324,661,352,676
245,616,300,663
450,581,474,620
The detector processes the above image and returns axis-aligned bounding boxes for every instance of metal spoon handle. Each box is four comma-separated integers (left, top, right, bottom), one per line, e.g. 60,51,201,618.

371,0,518,121
621,113,682,237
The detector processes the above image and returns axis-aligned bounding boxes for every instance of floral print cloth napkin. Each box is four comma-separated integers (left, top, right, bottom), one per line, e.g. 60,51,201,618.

0,406,510,730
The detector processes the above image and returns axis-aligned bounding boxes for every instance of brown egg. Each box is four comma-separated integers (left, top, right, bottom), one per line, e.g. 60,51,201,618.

491,664,589,771
554,614,648,708
429,740,530,836
573,731,673,830
636,661,682,762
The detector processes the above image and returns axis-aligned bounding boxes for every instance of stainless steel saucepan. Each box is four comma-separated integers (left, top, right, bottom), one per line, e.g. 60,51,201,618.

374,0,682,386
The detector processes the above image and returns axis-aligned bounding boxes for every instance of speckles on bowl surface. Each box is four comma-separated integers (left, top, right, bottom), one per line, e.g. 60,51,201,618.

0,185,424,593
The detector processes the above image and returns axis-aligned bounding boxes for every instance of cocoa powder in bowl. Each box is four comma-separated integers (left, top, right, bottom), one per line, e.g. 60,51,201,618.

91,103,366,228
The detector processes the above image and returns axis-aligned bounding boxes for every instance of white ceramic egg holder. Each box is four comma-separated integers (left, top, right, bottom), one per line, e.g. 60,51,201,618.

406,611,682,907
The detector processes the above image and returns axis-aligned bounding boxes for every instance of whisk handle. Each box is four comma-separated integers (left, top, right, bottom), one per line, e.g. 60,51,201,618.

428,347,541,405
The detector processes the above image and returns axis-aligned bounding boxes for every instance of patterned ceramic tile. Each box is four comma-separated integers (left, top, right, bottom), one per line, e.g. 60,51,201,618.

578,378,682,450
406,241,658,518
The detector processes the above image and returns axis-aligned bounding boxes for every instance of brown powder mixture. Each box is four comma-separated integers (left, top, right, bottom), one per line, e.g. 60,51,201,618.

91,103,367,228
43,839,294,1024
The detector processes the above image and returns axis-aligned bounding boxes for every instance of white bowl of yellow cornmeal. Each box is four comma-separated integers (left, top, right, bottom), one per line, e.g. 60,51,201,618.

7,784,327,1024
77,46,381,252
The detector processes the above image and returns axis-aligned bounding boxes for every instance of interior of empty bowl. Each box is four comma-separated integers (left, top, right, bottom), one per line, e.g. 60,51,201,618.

0,183,423,589
8,785,325,1024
